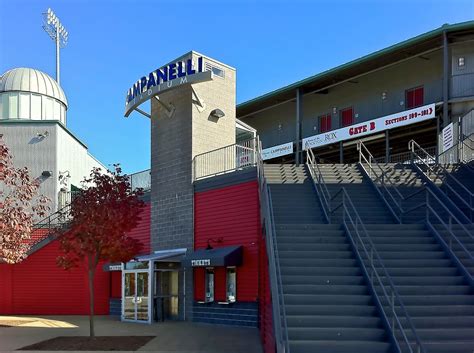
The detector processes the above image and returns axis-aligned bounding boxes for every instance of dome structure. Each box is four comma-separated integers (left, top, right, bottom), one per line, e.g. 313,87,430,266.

0,68,68,124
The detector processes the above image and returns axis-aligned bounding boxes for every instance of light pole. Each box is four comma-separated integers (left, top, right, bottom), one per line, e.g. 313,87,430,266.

42,8,68,85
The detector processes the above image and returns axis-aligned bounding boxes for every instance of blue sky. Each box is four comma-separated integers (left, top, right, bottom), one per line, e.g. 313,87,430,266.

1,0,473,174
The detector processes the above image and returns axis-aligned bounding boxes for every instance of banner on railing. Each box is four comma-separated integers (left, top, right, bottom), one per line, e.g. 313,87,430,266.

262,142,293,160
303,103,436,150
442,123,454,152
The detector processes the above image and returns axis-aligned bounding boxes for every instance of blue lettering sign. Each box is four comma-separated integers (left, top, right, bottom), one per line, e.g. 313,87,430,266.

126,56,204,104
147,73,156,90
168,63,177,80
177,61,186,78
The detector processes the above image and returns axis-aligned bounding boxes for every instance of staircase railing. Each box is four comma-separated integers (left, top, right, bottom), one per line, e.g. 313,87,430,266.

306,149,426,353
357,141,409,223
409,139,474,221
29,203,73,252
424,187,474,286
359,141,474,286
306,148,331,223
460,136,474,163
256,138,289,353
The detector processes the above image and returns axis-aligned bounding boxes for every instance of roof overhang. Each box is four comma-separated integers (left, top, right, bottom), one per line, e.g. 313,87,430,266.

237,21,474,119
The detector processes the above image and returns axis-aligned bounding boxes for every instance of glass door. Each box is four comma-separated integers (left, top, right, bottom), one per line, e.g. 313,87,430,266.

154,270,180,321
136,272,149,321
124,272,136,320
122,270,150,322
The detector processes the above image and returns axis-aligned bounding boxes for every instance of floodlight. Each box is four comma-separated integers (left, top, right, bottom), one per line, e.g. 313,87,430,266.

42,8,68,85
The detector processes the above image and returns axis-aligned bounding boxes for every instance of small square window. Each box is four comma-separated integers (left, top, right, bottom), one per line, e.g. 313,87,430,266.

458,57,465,67
340,107,354,127
405,86,424,109
319,113,332,133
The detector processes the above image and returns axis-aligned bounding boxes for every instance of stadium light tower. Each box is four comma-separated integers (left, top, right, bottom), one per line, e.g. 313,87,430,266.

42,8,68,85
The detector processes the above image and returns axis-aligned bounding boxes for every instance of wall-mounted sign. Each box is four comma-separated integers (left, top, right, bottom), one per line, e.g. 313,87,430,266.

191,259,211,267
262,142,294,160
442,122,454,152
303,103,436,150
124,55,212,117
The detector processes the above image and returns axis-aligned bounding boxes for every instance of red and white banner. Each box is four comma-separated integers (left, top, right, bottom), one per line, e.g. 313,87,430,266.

302,103,436,150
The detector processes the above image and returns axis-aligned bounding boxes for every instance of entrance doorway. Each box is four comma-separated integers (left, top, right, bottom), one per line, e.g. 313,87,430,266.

123,270,151,323
121,248,187,324
154,270,180,321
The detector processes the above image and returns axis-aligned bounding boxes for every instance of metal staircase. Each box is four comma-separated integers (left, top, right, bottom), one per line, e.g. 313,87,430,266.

354,140,474,352
264,162,393,353
28,203,72,253
409,139,473,222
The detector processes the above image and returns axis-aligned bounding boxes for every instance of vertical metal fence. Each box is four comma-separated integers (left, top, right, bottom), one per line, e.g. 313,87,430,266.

193,138,257,181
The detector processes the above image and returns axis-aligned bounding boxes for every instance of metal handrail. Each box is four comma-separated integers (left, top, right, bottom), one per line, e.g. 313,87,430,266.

256,138,289,353
359,141,474,285
424,187,474,282
409,139,474,221
306,149,425,353
338,188,426,353
29,203,73,250
357,141,405,223
193,138,257,181
306,148,331,222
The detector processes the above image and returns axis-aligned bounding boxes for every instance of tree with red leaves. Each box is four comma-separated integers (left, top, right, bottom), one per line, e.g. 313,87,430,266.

0,137,49,264
57,165,144,337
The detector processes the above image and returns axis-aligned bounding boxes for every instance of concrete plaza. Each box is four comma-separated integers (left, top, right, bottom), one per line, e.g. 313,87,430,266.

0,315,263,353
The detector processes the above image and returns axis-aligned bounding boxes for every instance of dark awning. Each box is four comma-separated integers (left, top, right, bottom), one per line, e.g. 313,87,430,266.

182,245,243,267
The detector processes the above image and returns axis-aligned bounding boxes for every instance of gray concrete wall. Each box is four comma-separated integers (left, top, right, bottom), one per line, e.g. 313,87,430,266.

0,121,59,214
151,84,194,320
0,121,105,216
150,52,236,321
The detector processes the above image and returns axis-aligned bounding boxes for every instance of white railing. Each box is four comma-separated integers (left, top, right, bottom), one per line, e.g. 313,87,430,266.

129,169,151,191
193,138,257,181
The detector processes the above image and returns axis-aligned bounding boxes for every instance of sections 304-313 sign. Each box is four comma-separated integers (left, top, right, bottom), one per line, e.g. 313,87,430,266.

124,55,212,117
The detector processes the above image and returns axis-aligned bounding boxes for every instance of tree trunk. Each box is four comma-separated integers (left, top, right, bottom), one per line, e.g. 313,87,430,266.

88,255,96,338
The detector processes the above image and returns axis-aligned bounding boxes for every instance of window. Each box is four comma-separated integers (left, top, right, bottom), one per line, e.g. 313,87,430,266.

406,86,424,109
226,267,236,303
42,96,55,119
319,113,332,133
31,94,42,120
205,62,225,78
340,107,354,127
19,93,30,119
205,268,214,303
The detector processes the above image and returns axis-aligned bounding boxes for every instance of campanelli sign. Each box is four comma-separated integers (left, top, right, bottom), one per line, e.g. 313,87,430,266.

303,103,436,150
124,54,213,117
262,142,294,160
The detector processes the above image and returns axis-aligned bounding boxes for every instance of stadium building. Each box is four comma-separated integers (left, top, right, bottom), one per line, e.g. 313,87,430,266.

1,20,474,353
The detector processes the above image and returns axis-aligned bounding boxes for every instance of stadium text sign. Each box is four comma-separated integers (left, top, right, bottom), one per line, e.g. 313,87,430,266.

262,142,294,160
303,103,436,150
124,56,212,117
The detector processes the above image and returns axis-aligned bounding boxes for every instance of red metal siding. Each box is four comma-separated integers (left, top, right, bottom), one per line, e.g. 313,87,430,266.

0,239,110,315
0,202,151,315
127,203,151,255
194,181,260,302
110,271,122,298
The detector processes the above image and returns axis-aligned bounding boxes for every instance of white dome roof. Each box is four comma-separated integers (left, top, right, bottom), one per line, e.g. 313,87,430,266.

0,68,67,108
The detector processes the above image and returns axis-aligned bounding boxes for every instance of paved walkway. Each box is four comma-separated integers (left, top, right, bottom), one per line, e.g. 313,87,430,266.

0,315,263,353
